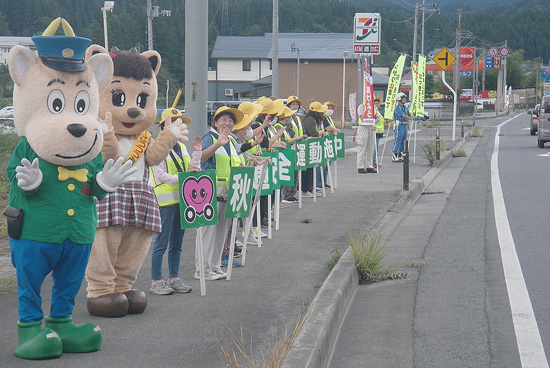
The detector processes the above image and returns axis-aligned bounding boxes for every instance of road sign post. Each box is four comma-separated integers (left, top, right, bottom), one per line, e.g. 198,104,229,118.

432,47,457,141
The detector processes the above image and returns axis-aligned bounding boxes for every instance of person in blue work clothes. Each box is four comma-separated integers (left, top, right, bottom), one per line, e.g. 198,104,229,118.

392,92,413,162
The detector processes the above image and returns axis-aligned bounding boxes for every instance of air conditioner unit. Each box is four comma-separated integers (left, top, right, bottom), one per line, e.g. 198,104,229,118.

224,88,234,97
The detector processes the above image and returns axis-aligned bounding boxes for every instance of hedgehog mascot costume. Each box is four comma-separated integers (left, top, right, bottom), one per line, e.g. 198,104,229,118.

4,18,136,359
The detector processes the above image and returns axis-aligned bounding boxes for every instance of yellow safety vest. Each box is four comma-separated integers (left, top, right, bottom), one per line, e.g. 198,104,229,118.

211,134,242,198
291,115,304,137
325,115,336,128
375,111,385,133
150,142,190,207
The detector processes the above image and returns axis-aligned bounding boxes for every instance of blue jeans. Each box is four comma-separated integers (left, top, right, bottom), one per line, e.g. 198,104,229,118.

392,123,408,154
316,165,328,187
151,204,185,280
10,237,91,323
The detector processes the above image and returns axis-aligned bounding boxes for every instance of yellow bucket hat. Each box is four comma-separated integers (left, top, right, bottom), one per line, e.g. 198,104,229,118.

160,108,191,126
309,101,327,113
214,106,244,125
277,106,297,119
239,101,263,116
324,101,337,109
286,95,303,107
258,98,284,115
232,113,256,131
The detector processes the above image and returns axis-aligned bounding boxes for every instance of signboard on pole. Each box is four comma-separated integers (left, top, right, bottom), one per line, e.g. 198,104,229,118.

384,54,406,120
275,148,295,185
179,170,218,229
306,138,324,168
432,47,456,71
226,167,254,219
353,13,380,55
295,141,307,171
335,133,345,158
360,55,376,125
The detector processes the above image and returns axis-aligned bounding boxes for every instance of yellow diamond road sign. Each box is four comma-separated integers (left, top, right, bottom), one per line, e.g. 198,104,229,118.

433,47,456,70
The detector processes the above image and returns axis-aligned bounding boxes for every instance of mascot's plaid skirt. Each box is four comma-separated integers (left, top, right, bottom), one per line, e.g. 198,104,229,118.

96,177,162,233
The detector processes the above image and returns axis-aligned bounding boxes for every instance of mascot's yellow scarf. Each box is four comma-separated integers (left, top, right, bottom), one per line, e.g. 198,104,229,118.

125,131,151,165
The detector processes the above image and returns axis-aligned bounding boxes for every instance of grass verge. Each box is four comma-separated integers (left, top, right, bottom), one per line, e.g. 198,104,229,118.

0,132,19,255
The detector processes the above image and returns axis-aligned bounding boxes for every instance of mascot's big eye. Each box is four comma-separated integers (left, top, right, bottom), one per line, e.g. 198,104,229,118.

111,89,125,107
136,93,149,109
74,91,90,115
47,90,65,114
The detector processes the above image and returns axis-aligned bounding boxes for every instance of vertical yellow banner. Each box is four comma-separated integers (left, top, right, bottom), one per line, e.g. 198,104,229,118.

416,55,426,117
384,54,406,120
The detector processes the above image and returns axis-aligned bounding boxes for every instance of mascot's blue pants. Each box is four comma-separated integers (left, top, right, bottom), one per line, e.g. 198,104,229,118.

9,237,91,323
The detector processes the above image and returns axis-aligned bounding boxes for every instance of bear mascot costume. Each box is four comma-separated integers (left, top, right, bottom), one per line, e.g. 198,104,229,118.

84,45,188,317
4,18,136,360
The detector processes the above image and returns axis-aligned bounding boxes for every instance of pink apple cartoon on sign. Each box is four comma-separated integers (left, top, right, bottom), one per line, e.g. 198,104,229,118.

181,175,215,223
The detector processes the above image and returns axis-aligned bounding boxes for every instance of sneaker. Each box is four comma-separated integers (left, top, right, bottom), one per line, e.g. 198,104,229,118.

392,152,400,162
149,280,174,295
194,271,223,281
235,239,244,248
213,269,228,279
358,168,368,173
251,227,267,238
282,197,298,203
302,191,314,198
221,255,241,267
233,251,241,258
167,277,192,293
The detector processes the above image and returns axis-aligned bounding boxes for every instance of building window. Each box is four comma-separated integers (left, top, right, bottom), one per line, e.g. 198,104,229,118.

242,60,251,72
269,59,272,70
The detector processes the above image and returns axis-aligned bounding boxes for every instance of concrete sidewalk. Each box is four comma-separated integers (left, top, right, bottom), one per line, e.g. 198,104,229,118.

0,125,465,367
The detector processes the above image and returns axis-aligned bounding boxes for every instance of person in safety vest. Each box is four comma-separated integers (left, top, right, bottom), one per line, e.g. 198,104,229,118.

197,106,244,281
322,101,341,135
372,97,385,168
149,109,202,295
392,92,413,162
283,96,306,203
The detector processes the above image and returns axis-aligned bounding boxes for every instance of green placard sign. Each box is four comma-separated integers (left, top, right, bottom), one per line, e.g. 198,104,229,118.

275,148,295,186
252,163,272,195
294,141,307,171
179,170,218,229
306,138,324,168
324,136,337,162
335,133,345,158
225,167,254,219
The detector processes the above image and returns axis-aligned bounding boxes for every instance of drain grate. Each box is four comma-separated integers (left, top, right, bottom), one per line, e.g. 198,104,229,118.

422,191,445,195
361,272,408,284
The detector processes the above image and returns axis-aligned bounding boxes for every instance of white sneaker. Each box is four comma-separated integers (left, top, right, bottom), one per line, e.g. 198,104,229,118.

302,191,314,198
235,239,244,248
251,227,267,238
213,269,227,279
150,280,174,295
167,277,192,293
194,271,223,281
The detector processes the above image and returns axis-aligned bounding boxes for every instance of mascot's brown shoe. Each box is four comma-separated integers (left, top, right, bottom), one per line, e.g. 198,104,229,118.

87,293,129,318
123,289,148,314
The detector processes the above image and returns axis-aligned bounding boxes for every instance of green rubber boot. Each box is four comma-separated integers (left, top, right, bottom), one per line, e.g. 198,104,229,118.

44,316,101,353
14,320,62,360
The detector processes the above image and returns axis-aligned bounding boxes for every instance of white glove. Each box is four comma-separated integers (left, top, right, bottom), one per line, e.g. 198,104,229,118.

165,115,189,142
96,157,138,192
16,158,43,191
189,150,201,172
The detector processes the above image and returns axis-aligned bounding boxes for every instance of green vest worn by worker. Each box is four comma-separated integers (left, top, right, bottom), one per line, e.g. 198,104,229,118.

290,115,304,137
150,142,190,207
375,110,385,134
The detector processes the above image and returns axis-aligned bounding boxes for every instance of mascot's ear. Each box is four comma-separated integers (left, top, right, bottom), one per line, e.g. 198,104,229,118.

8,45,39,86
141,50,161,75
87,53,114,92
85,44,108,61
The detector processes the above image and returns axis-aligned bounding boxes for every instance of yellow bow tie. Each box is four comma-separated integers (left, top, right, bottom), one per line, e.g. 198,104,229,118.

58,167,88,183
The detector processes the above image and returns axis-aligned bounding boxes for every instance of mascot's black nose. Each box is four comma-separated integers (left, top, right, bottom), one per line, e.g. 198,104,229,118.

127,108,140,119
67,123,87,138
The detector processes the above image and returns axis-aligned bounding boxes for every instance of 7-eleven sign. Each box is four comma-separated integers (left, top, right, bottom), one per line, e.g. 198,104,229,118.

354,13,380,44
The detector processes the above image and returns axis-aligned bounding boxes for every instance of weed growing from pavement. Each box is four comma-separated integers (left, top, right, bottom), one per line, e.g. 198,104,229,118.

452,148,467,157
216,311,307,368
327,246,342,270
348,229,393,284
424,120,441,128
421,136,447,166
405,259,427,268
470,126,483,137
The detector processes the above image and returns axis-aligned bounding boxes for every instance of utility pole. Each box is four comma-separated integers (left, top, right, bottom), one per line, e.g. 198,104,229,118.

185,1,208,139
271,0,279,98
147,0,153,50
421,0,425,55
453,9,462,94
412,2,419,64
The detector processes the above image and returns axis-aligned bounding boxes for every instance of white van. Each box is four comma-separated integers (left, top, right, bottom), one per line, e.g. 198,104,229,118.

537,96,550,148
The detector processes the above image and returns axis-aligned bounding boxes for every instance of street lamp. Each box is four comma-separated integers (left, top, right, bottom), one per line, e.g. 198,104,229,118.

101,1,114,51
291,42,300,96
342,51,348,127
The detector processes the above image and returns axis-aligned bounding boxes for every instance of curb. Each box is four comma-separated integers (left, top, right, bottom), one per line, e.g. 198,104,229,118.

282,137,469,368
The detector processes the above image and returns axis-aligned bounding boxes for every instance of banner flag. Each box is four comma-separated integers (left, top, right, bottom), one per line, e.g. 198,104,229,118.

360,56,376,125
416,55,426,117
384,54,406,120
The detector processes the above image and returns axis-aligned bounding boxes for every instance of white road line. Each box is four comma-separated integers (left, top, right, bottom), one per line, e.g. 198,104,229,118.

491,114,549,367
